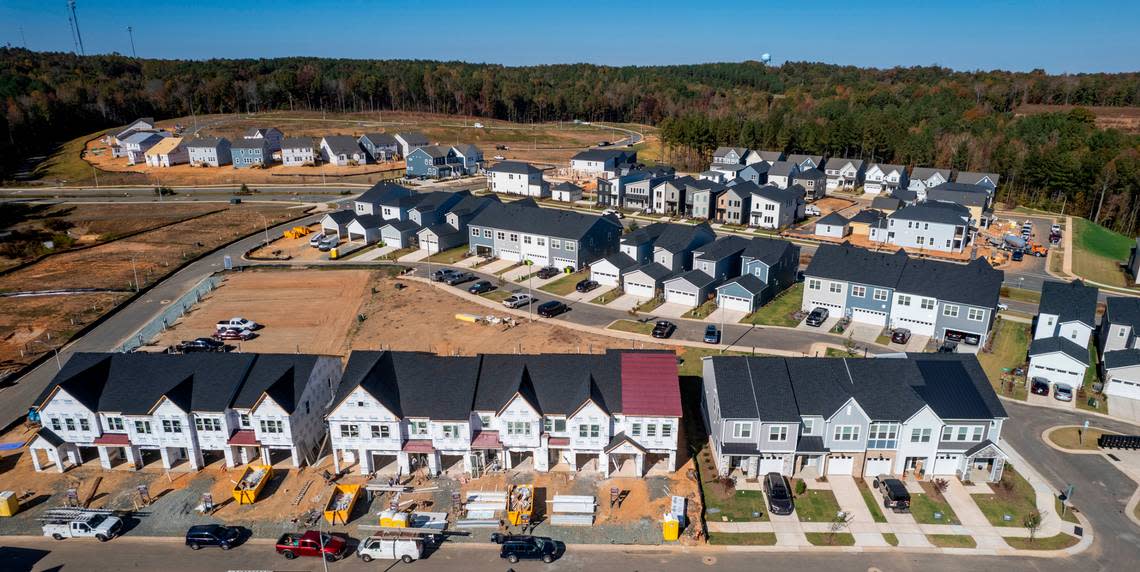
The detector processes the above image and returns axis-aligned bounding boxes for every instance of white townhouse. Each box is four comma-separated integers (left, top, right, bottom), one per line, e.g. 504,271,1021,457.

825,158,865,192
869,201,972,253
702,354,1009,482
748,183,803,229
28,353,342,473
765,161,800,189
326,350,682,479
486,161,549,197
280,137,318,166
569,149,637,179
907,167,952,199
864,163,908,196
1100,296,1140,422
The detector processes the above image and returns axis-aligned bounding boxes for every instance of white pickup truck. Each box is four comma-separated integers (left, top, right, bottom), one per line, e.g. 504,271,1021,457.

42,511,123,541
216,317,259,331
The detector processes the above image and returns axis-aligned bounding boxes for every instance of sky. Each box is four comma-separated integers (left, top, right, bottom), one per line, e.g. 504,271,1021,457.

2,0,1137,73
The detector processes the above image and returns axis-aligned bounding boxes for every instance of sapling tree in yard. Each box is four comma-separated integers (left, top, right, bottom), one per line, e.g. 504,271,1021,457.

1023,510,1042,541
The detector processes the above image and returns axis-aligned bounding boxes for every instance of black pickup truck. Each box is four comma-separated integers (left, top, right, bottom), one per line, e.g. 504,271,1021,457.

875,476,911,512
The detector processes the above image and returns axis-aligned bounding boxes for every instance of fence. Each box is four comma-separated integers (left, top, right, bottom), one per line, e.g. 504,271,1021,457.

114,275,222,353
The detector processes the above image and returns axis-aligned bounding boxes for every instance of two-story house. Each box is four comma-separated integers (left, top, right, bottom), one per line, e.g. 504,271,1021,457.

1027,280,1098,395
243,128,284,153
358,133,400,162
569,149,637,179
618,166,675,212
231,138,270,168
590,223,667,287
926,182,994,228
663,235,750,307
393,132,430,158
746,150,784,166
651,176,695,216
122,131,170,165
487,161,549,197
619,223,716,300
701,353,1008,481
1100,296,1140,353
766,161,800,189
321,135,368,166
864,163,908,196
793,168,827,201
108,116,156,157
416,194,500,254
451,144,484,174
825,158,865,192
186,136,232,167
869,201,971,253
280,137,317,166
735,163,770,186
787,154,824,172
711,146,749,166
814,211,850,239
467,200,621,269
716,185,752,225
143,137,188,167
688,181,727,220
322,183,411,242
954,171,1000,193
907,167,952,199
748,184,803,229
714,237,800,313
379,190,467,248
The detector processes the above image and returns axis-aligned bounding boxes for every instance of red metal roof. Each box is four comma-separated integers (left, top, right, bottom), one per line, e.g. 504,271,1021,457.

547,436,570,447
227,429,261,446
619,352,682,417
402,439,435,453
470,431,502,449
93,433,131,446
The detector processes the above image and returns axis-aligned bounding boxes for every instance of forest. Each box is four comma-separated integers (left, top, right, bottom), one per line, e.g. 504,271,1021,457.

2,49,1140,232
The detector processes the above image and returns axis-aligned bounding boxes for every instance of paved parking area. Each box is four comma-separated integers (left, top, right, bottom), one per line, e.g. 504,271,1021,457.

905,334,931,352
479,258,516,274
1027,390,1076,410
453,255,483,268
796,314,839,332
607,294,643,311
397,249,431,262
707,307,747,325
829,476,889,546
864,479,933,547
848,322,882,344
353,244,397,261
652,302,691,319
500,264,536,282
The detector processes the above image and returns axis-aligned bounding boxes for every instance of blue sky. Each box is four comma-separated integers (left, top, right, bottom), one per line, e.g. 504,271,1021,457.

2,0,1136,73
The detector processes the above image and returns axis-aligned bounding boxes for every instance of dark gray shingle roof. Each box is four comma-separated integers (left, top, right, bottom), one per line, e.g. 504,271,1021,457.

489,161,542,175
889,201,970,225
1104,349,1140,370
1106,296,1140,332
467,201,619,240
815,212,849,226
1037,280,1098,326
1028,337,1089,364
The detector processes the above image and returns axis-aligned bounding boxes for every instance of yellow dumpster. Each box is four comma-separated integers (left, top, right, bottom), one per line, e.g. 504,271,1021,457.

661,513,679,541
378,509,409,528
329,248,339,260
0,491,18,517
232,464,273,505
323,484,360,525
507,484,533,526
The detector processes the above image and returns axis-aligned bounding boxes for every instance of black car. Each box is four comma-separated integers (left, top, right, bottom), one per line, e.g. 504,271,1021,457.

875,477,911,512
445,272,475,286
575,279,599,293
537,300,568,318
890,328,911,344
763,472,794,516
805,307,829,327
179,337,226,353
536,267,561,279
651,320,676,339
468,280,495,294
492,534,563,564
1030,377,1051,396
185,524,242,550
938,340,958,353
1011,250,1024,262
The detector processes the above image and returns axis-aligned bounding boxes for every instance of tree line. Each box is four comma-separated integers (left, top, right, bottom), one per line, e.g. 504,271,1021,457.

2,49,1139,232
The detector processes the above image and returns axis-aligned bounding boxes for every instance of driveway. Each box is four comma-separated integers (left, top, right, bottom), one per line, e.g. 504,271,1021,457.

847,322,882,344
1026,390,1076,410
565,285,612,302
707,307,747,325
353,244,397,261
500,264,535,282
905,334,931,352
940,478,1009,549
796,313,839,332
607,294,643,311
453,255,483,268
828,476,889,546
397,249,432,263
479,258,516,274
651,302,691,319
864,479,933,547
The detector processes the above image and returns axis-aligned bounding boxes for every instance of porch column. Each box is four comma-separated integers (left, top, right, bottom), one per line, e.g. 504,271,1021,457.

635,453,645,477
426,452,440,477
31,449,43,472
534,446,549,472
238,446,251,465
358,447,372,474
53,450,65,473
290,446,301,468
504,451,514,470
462,453,473,474
98,446,112,470
600,452,610,478
566,450,577,470
223,446,237,468
667,450,677,471
125,446,140,470
332,449,342,474
189,446,204,471
397,452,411,475
260,447,270,465
159,447,173,470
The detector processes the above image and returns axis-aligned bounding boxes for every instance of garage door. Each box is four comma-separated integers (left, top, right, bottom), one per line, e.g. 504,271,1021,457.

553,257,577,271
826,454,854,475
758,455,785,475
892,316,935,336
806,299,843,311
665,288,698,307
423,236,439,253
524,253,549,265
625,280,656,299
498,249,521,262
720,294,753,313
931,454,960,476
864,456,893,477
592,268,619,286
852,308,887,327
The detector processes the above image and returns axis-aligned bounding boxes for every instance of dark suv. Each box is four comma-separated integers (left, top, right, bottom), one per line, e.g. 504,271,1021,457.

536,267,561,279
805,307,829,327
874,476,911,512
763,472,794,516
185,524,243,550
492,534,563,564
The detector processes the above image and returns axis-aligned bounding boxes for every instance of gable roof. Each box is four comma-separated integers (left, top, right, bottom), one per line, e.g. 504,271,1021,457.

787,154,823,167
552,181,582,195
324,210,356,224
337,351,480,420
360,133,397,146
1028,336,1089,364
621,222,669,246
395,132,430,146
869,163,906,175
620,352,681,417
599,252,640,271
927,182,992,207
910,167,952,181
889,201,970,225
356,182,413,205
488,161,543,175
452,143,481,158
1038,280,1098,326
743,236,794,265
829,158,864,172
230,138,268,150
122,131,166,145
1106,296,1140,331
713,146,749,159
666,269,718,289
230,355,323,414
850,209,887,224
694,235,749,262
281,137,315,150
891,188,919,203
322,135,363,155
467,200,619,240
571,148,634,163
795,167,825,180
654,222,713,253
896,257,1003,309
750,184,797,205
717,273,768,296
815,212,849,226
955,171,1000,187
1104,349,1140,370
805,242,909,288
767,161,798,177
185,136,227,149
870,196,902,211
144,137,183,156
628,262,676,282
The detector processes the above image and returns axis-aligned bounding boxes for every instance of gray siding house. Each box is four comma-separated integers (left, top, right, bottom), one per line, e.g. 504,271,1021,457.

715,237,800,313
358,133,399,162
467,200,622,269
186,137,232,167
870,201,971,253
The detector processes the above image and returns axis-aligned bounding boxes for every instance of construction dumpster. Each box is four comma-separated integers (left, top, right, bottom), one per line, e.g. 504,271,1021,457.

506,484,533,526
323,484,361,525
0,491,18,517
232,464,273,505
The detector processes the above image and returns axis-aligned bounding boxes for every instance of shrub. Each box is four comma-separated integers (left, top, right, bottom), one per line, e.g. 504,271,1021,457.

794,479,807,496
932,478,949,495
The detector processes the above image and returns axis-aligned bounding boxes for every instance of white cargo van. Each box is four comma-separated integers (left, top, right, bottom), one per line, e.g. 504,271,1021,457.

357,535,423,563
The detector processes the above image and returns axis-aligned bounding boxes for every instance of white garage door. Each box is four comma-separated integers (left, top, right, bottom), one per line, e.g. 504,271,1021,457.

553,257,577,270
931,454,961,476
852,308,887,327
498,249,521,262
665,288,698,307
826,454,854,475
423,236,439,253
625,280,656,299
758,455,785,475
864,456,893,477
720,294,753,312
592,268,619,286
893,316,935,336
806,299,843,311
524,253,549,265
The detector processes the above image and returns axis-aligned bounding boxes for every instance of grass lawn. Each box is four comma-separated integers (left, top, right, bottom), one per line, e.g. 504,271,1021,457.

875,333,893,346
590,288,620,305
805,532,855,546
634,296,664,313
683,300,718,320
677,347,757,377
1077,342,1105,413
971,466,1038,527
1071,217,1135,287
479,290,513,303
538,269,590,295
1055,497,1080,524
742,283,803,327
856,479,888,523
793,487,843,523
707,532,777,546
702,489,771,522
882,533,899,546
424,246,471,264
1004,533,1080,550
825,348,855,358
927,534,977,548
607,319,655,336
1000,287,1042,304
910,482,959,525
977,319,1030,400
1047,426,1107,451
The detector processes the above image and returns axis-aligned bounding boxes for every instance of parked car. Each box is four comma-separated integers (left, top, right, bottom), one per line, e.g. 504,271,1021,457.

997,302,1009,311
1051,223,1062,233
318,237,337,252
179,337,226,353
805,307,829,327
309,233,326,247
492,534,563,564
1031,377,1051,396
1054,383,1074,402
214,328,255,341
1050,233,1061,245
445,272,475,285
890,328,911,344
704,324,721,344
651,320,676,339
804,205,821,217
962,333,981,346
431,268,459,282
357,535,423,563
502,293,534,309
493,155,506,161
216,317,260,331
575,279,599,293
874,477,911,512
185,524,243,550
1011,250,1024,262
601,208,624,219
275,531,347,561
536,266,561,279
468,280,495,294
944,331,964,342
537,300,568,317
597,140,611,147
938,340,958,353
763,472,794,516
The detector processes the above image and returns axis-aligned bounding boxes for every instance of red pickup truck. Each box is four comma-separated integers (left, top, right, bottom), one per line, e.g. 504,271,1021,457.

275,530,347,561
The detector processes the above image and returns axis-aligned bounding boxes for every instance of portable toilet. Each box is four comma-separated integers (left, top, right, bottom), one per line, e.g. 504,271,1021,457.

661,512,679,541
329,248,339,260
0,491,19,517
379,509,408,528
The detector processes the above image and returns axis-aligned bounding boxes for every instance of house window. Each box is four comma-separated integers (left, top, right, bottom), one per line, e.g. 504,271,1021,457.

79,418,90,432
910,428,932,443
971,427,984,441
106,417,124,431
536,238,545,247
833,425,860,441
731,422,752,439
967,308,984,321
631,423,642,436
920,299,935,310
340,424,359,438
471,228,479,237
565,242,576,252
873,289,888,302
647,424,657,437
543,418,567,433
851,285,866,298
372,425,390,438
829,282,842,294
943,305,959,318
808,279,821,291
523,236,532,245
65,418,75,432
195,418,221,432
508,233,518,242
507,421,531,436
867,422,899,448
768,426,788,442
496,232,505,240
550,239,562,249
240,413,251,428
1119,328,1127,338
801,419,815,434
442,424,461,439
662,424,672,438
135,420,152,434
479,414,492,426
49,417,61,431
898,295,911,306
260,420,283,434
483,230,492,238
411,421,429,436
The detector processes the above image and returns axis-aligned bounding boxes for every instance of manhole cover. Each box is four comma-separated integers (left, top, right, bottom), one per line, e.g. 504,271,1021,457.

702,556,717,566
160,299,172,305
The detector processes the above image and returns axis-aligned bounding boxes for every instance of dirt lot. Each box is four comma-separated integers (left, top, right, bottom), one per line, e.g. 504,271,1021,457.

247,224,338,262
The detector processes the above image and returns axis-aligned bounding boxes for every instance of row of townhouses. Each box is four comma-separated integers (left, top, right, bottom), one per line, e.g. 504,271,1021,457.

702,353,1009,482
466,198,623,270
1097,295,1140,422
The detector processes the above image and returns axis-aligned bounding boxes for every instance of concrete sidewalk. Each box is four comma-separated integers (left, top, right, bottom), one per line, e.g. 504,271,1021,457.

829,476,889,547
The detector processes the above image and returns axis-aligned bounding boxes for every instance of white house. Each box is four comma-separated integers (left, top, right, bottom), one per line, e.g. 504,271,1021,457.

1103,350,1140,423
143,137,188,167
825,158,865,192
864,163,908,196
281,137,317,166
814,212,850,239
569,149,636,178
551,181,583,202
487,161,549,197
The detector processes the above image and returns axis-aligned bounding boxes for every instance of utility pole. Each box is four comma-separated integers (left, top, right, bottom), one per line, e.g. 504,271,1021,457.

127,26,137,58
67,0,85,55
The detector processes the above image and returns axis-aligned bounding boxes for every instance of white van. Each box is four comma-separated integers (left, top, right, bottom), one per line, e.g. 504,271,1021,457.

357,536,423,563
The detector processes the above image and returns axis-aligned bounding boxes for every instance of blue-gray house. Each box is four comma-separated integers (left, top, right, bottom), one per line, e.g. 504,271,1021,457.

230,139,269,168
405,144,481,179
715,237,800,312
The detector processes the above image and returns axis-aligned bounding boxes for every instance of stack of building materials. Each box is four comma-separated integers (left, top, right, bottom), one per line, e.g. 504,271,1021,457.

457,490,506,527
549,495,596,526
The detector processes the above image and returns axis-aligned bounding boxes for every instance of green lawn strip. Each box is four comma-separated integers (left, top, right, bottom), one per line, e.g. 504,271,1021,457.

1003,533,1079,550
805,532,855,546
424,246,471,264
882,533,899,546
1077,341,1105,413
1055,498,1079,524
926,534,977,548
742,283,803,327
380,246,417,260
875,334,893,346
479,290,512,303
970,466,1038,527
702,489,771,522
538,270,590,296
910,483,959,525
999,286,1042,304
977,319,1030,400
1047,426,1106,451
634,296,664,313
825,348,855,358
607,319,655,336
682,300,717,320
677,347,758,377
856,479,888,523
707,532,777,545
793,487,843,523
590,289,620,305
